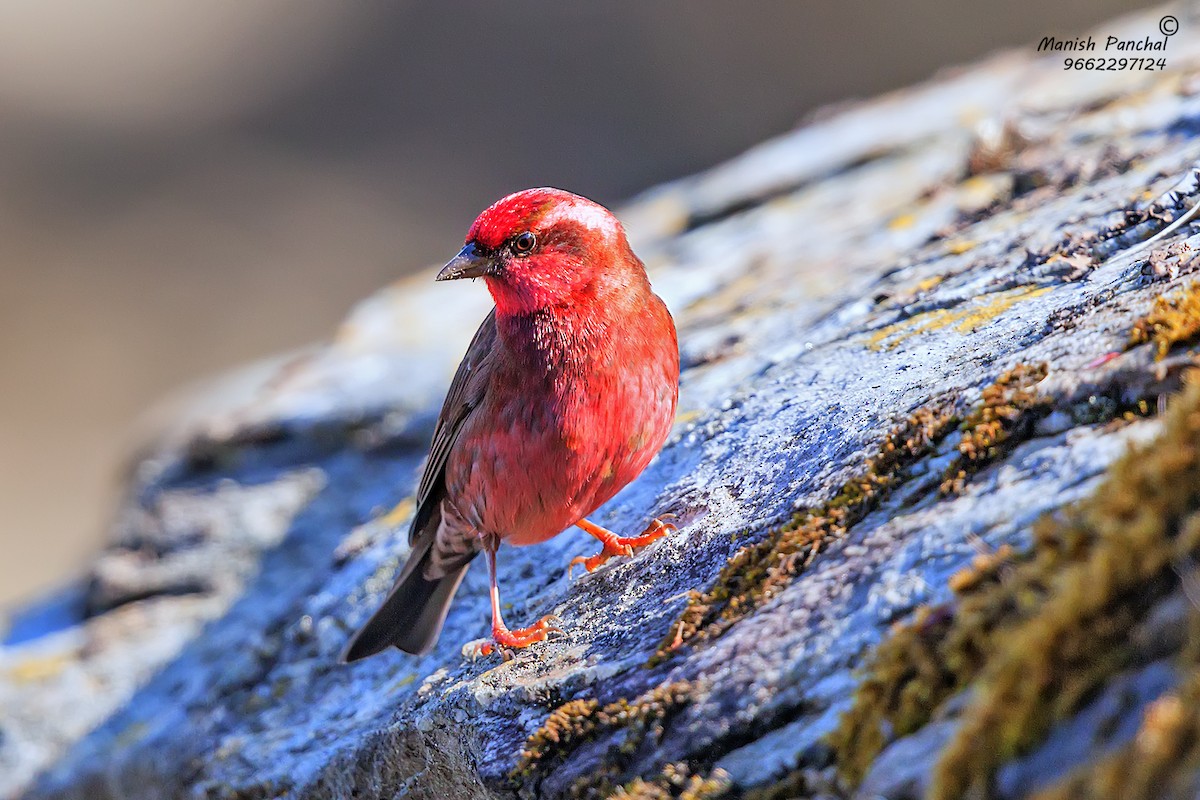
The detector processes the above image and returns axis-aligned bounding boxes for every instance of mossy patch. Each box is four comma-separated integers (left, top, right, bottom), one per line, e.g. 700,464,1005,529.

831,370,1200,797
939,363,1050,495
512,682,693,790
1129,281,1200,360
515,697,600,776
1031,609,1200,800
1028,606,1200,799
828,600,965,786
652,402,960,662
599,764,730,799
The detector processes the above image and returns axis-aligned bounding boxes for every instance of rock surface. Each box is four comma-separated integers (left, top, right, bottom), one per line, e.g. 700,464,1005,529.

6,5,1200,799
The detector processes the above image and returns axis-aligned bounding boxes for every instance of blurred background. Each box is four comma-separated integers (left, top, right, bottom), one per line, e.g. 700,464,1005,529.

0,0,1156,611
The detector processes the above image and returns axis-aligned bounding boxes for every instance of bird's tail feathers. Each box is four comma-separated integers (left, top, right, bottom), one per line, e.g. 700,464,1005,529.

340,538,472,662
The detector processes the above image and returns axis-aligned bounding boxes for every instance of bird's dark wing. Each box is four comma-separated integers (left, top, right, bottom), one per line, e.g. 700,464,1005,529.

409,307,497,545
340,309,499,661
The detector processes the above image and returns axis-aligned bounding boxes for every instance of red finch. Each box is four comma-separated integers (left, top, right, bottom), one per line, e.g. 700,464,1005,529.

342,188,680,660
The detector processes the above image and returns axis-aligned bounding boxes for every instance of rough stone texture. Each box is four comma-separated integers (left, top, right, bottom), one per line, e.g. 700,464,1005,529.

5,5,1200,799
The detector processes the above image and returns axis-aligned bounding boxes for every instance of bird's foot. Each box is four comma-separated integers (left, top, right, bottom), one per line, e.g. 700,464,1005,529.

569,516,677,576
469,615,561,658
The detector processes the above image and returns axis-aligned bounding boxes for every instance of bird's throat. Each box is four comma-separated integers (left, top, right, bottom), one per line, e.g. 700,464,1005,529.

495,301,614,382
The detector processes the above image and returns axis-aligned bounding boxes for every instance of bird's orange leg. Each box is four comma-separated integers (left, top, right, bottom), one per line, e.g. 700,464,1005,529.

569,516,677,576
475,542,558,656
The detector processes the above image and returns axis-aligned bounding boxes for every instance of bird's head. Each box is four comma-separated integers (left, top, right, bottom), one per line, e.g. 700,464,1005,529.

437,187,644,316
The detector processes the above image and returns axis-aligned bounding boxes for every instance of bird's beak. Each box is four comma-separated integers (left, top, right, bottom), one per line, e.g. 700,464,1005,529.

436,243,496,281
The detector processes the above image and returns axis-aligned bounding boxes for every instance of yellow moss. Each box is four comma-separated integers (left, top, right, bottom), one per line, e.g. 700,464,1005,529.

606,777,671,800
514,698,601,777
888,212,918,231
1128,281,1200,360
948,287,1052,334
867,285,1052,351
833,372,1200,794
940,363,1051,495
512,682,693,782
868,311,950,351
603,764,730,800
962,174,1004,194
947,544,1015,594
653,402,959,662
947,240,976,255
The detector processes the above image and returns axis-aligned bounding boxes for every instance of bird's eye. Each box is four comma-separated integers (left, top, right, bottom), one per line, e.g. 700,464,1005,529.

512,231,536,255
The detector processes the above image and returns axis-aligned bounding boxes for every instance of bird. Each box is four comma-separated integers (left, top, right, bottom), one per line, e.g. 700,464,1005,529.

342,187,680,661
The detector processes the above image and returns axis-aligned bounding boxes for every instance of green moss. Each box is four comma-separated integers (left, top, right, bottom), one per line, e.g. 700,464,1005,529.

1129,281,1200,360
651,402,960,663
829,602,962,786
831,370,1200,797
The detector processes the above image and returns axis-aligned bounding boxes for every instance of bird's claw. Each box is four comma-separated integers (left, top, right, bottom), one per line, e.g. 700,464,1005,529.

569,517,678,577
627,516,678,547
465,614,560,659
569,542,632,577
463,638,493,660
